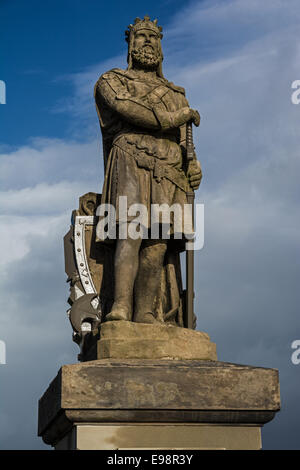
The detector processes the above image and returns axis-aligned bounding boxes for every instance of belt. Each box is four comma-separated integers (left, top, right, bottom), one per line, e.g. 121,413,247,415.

114,139,189,193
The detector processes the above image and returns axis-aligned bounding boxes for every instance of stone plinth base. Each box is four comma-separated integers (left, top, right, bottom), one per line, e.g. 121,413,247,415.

97,322,217,360
55,423,262,450
38,360,280,450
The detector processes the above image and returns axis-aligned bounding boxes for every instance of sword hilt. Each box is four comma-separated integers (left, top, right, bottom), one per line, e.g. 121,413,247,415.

186,121,194,161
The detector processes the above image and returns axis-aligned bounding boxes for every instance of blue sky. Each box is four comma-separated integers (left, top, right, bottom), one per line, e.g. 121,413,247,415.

0,0,192,146
1,0,300,450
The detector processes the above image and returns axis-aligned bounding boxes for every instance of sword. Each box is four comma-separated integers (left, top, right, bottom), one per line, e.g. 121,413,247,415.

185,121,195,329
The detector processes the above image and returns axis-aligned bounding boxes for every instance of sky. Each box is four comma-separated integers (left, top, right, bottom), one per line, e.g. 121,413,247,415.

0,0,300,450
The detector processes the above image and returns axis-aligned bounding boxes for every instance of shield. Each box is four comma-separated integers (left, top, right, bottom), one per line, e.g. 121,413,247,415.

64,193,114,359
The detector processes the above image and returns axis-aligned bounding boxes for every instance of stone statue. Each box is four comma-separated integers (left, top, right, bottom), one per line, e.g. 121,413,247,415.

40,18,280,450
94,16,202,322
64,15,203,359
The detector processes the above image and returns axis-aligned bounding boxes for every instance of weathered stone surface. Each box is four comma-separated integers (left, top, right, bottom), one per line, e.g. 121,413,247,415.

97,321,217,360
55,424,262,450
38,359,280,446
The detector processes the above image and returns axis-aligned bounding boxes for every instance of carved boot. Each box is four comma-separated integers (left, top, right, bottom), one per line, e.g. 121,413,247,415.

105,303,132,322
134,311,159,324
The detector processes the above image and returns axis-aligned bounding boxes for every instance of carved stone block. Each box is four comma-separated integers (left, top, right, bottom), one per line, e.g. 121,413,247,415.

38,359,280,448
97,321,217,360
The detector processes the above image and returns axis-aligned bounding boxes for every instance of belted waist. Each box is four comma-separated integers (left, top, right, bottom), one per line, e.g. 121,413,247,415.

113,137,189,193
113,130,178,143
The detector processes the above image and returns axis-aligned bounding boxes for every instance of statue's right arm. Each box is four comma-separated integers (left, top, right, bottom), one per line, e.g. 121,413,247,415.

95,73,194,131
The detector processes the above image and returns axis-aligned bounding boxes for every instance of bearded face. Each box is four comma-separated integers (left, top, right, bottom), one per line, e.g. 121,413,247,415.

130,29,162,71
131,46,162,69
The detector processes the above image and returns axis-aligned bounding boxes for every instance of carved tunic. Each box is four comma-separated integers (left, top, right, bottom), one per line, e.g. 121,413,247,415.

94,68,192,229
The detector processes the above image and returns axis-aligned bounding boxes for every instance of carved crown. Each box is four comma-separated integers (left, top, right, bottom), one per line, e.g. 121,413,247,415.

125,15,163,42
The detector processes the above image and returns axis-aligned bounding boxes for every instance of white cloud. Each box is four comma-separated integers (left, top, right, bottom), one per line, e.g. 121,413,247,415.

0,137,103,190
166,0,300,57
0,181,91,215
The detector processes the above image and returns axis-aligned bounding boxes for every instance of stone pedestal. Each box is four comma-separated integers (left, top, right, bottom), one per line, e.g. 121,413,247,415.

98,322,217,360
38,359,280,450
54,423,262,450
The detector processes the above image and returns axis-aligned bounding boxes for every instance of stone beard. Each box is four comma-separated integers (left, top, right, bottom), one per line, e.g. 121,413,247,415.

131,46,162,69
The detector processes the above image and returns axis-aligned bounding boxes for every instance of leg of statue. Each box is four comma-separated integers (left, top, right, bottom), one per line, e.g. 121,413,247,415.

106,236,142,321
133,240,168,324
